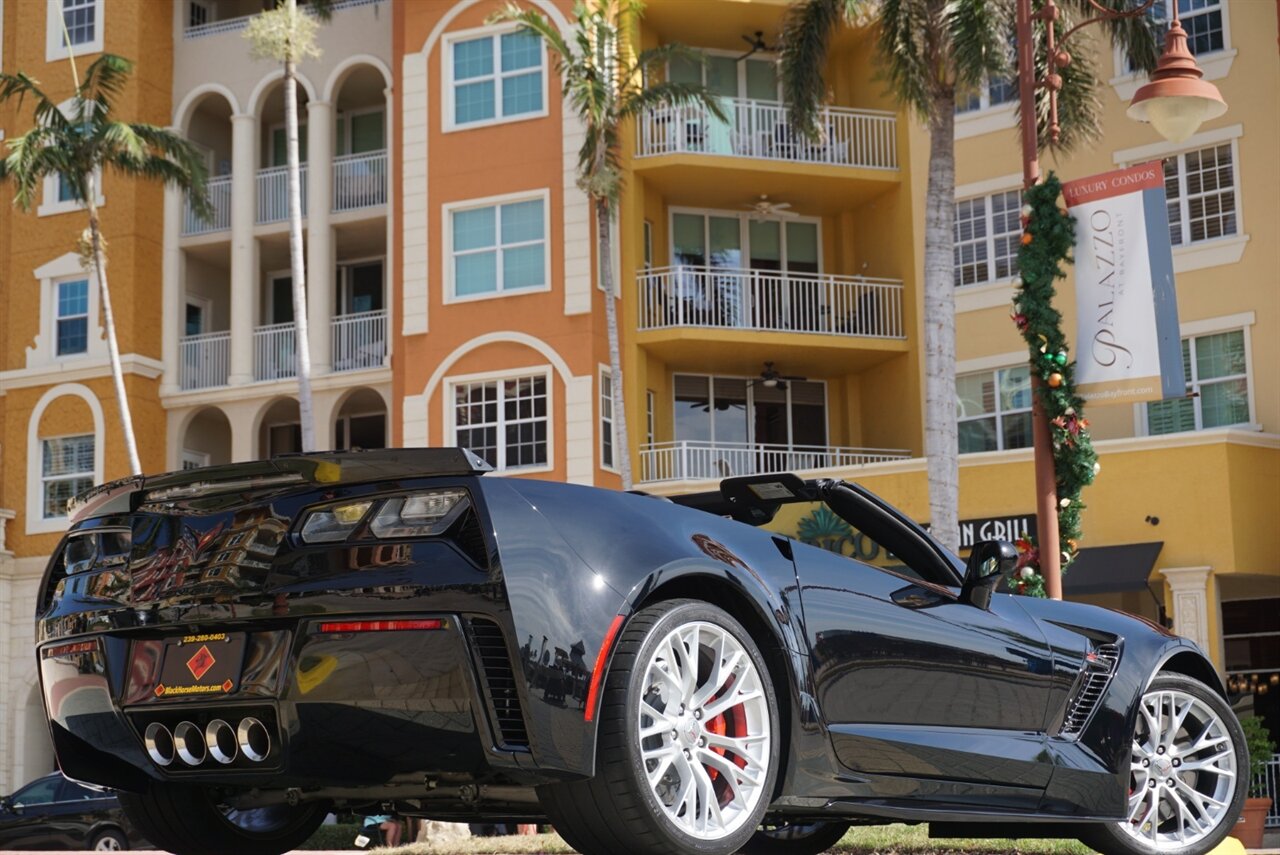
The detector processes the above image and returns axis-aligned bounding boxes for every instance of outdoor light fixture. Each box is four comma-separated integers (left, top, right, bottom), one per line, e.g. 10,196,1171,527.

1127,14,1227,143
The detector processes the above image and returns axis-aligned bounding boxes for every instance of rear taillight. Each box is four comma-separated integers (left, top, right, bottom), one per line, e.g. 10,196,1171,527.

317,619,446,633
297,489,470,544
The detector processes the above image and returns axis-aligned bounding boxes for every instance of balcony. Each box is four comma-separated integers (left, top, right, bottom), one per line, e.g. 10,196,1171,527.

640,440,911,483
638,265,905,340
257,164,308,225
253,322,297,382
183,0,382,39
179,331,231,390
637,98,898,171
333,151,388,212
332,310,387,372
182,176,232,236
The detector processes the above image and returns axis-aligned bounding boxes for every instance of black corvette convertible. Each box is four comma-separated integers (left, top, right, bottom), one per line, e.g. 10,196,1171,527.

36,449,1245,855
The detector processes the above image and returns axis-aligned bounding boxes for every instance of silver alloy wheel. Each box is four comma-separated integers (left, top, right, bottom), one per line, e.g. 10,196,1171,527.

1120,687,1238,850
93,834,123,851
637,619,771,841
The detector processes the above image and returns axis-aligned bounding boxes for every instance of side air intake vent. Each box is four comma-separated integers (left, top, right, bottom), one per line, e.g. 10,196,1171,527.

466,617,530,749
1060,642,1121,738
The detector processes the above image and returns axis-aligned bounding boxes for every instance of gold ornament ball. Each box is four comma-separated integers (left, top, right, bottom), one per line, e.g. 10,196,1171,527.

1048,372,1064,388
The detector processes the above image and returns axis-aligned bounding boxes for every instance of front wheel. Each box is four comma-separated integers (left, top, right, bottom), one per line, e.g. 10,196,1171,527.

741,821,851,854
118,783,327,855
90,828,128,851
539,599,780,855
1081,673,1247,855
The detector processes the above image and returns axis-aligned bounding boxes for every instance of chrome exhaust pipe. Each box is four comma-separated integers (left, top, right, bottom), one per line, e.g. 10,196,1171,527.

173,721,207,766
237,717,271,762
205,719,238,765
143,722,175,767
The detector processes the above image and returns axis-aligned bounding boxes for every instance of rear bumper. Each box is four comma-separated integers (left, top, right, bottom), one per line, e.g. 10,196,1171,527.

39,613,530,793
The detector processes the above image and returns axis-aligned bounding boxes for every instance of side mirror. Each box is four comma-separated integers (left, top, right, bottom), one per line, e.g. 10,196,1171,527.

961,540,1019,610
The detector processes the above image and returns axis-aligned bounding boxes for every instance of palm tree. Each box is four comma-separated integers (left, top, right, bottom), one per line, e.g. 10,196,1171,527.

0,55,210,476
245,0,334,453
491,0,726,490
779,0,1156,552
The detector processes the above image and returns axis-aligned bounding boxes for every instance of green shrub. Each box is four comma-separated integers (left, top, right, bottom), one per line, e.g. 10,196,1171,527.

1241,715,1277,798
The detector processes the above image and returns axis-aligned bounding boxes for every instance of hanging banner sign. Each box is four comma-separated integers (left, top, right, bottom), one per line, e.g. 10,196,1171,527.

1062,162,1184,405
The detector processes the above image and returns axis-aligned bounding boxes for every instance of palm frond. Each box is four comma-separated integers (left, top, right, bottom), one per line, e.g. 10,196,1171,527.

946,0,1014,92
303,0,335,23
2,127,79,211
488,3,575,69
618,81,727,124
779,0,848,136
1060,0,1160,75
126,123,213,215
0,72,73,135
78,54,134,117
875,0,934,119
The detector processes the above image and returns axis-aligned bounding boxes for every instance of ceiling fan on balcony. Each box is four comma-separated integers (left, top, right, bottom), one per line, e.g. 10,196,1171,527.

745,195,799,221
752,362,807,390
738,30,775,61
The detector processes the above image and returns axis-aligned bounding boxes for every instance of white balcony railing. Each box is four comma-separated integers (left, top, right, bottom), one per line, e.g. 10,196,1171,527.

638,265,905,340
640,441,911,483
1258,752,1280,828
331,310,387,372
333,150,388,212
179,331,231,390
637,97,898,170
182,175,232,236
253,322,297,382
256,164,308,225
183,0,383,39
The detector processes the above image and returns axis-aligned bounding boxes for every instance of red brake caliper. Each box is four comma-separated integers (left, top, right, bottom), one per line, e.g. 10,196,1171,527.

703,675,749,800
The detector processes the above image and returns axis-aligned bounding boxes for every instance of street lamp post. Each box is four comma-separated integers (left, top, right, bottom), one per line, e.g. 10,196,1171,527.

1013,0,1226,600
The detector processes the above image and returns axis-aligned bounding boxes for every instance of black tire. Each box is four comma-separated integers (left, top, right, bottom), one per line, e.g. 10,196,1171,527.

741,821,851,854
539,599,781,855
90,828,129,851
1079,673,1247,855
117,782,327,855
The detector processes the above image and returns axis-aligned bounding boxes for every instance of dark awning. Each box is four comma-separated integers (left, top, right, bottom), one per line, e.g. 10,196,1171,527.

1064,542,1164,595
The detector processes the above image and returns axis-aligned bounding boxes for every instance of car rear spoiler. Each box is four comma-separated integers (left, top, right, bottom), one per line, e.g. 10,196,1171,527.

68,448,493,524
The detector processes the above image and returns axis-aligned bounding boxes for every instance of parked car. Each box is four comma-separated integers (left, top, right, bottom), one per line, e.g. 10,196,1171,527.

35,450,1246,855
0,771,140,850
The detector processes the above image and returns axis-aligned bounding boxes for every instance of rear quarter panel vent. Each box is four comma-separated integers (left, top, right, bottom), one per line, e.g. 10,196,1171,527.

465,617,530,749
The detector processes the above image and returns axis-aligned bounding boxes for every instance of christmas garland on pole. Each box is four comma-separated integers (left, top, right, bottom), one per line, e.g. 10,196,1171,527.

1009,173,1100,598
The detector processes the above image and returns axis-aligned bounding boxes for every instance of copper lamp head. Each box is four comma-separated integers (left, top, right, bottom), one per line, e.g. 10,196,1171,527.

1127,17,1228,143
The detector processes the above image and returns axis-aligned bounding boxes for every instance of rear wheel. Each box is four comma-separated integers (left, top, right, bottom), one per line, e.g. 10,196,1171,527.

741,821,851,854
1081,673,1246,855
539,599,780,855
90,828,128,851
118,783,327,855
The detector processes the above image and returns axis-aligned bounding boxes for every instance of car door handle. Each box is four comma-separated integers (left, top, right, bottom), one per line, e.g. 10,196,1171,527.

891,585,948,609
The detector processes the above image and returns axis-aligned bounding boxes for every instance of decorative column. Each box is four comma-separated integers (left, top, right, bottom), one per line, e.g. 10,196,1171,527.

160,184,182,395
228,113,259,385
306,100,334,375
1160,566,1215,660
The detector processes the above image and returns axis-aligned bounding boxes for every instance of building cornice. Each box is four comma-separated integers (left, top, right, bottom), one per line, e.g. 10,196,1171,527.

0,354,165,394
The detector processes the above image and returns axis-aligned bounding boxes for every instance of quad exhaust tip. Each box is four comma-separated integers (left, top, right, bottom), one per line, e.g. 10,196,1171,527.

173,721,206,766
205,719,238,765
237,717,270,762
143,722,175,767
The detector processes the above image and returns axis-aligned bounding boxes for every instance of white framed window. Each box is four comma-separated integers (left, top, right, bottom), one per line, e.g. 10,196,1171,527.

451,370,551,472
444,190,549,302
957,76,1017,114
55,278,90,356
600,367,616,471
1164,143,1238,247
444,25,546,131
953,190,1021,287
41,434,94,519
38,166,102,217
335,106,386,156
1123,0,1227,74
956,365,1033,453
1144,329,1251,434
46,0,103,62
181,449,211,471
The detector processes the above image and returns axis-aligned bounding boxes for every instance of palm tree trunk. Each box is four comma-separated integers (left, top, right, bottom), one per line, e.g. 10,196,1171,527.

597,199,632,489
284,1,316,452
85,178,142,476
923,93,959,553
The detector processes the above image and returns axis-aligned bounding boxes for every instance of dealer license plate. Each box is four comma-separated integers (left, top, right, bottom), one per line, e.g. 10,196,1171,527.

154,632,247,699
